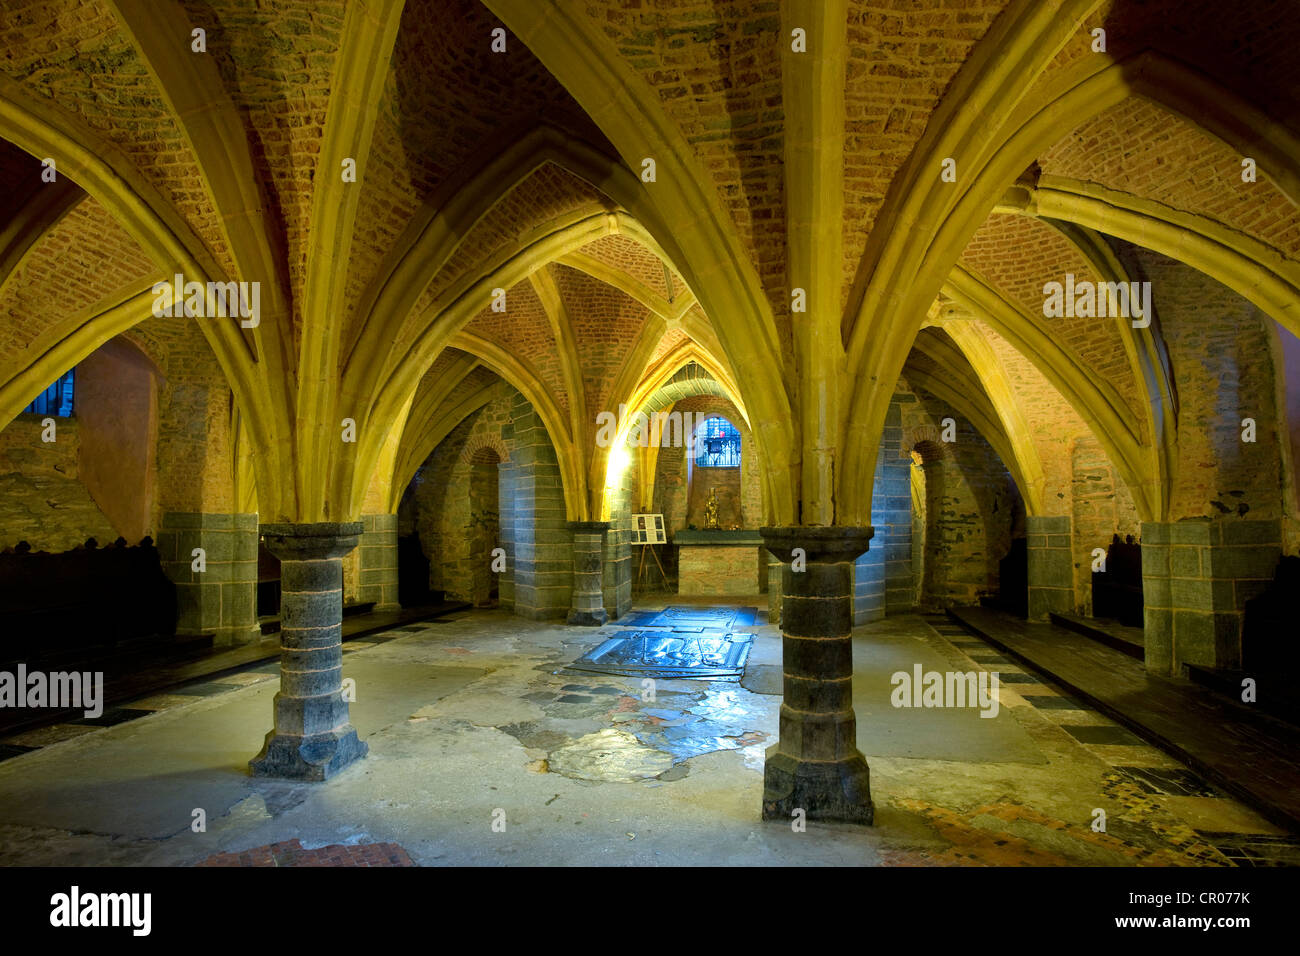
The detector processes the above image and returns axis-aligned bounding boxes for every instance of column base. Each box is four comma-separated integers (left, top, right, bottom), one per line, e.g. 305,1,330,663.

567,607,607,627
219,623,265,647
249,725,368,781
761,747,874,824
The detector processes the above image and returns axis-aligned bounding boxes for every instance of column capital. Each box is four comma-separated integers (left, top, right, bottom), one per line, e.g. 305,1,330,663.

260,521,363,561
760,525,874,563
567,520,611,535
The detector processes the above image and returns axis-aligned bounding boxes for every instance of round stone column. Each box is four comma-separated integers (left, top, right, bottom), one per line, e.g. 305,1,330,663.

760,525,875,824
566,520,610,626
250,522,368,781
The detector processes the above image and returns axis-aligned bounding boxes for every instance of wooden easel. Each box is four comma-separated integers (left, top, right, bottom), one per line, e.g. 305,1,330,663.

637,542,668,589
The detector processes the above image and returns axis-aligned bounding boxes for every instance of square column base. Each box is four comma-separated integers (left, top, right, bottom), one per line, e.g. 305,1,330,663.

249,725,368,781
761,747,874,824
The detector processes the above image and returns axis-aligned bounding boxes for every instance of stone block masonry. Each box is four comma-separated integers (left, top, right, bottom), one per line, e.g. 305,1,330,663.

602,456,633,618
761,526,875,824
853,395,911,625
1026,515,1074,620
1141,518,1282,675
498,438,516,613
508,392,572,620
357,513,398,612
767,557,783,624
157,512,260,645
568,521,609,626
879,396,915,614
250,522,367,781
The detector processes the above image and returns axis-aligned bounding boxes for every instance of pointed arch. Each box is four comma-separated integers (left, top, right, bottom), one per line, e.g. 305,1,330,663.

480,0,795,523
0,76,292,517
450,331,586,522
939,323,1047,515
841,46,1300,521
944,265,1156,519
0,176,83,301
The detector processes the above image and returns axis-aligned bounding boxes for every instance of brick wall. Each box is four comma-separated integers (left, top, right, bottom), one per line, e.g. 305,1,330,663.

1133,249,1288,524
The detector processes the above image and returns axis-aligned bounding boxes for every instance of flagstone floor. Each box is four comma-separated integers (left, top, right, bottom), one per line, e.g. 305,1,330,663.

0,604,1294,867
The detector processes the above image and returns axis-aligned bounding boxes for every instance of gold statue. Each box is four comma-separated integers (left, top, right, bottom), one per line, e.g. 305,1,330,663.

704,486,720,529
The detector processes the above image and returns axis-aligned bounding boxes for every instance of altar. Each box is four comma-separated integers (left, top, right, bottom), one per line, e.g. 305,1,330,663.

673,529,765,596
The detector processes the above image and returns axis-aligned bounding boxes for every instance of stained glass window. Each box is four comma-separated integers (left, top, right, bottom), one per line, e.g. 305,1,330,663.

693,416,740,468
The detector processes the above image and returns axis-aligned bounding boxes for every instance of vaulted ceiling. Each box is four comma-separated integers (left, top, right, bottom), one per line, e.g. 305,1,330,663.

0,0,1295,525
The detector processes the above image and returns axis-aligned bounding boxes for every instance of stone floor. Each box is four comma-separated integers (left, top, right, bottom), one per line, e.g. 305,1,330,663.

0,603,1294,867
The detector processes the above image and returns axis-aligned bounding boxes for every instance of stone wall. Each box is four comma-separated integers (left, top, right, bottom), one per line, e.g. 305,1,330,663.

1137,250,1288,523
1026,515,1074,620
0,415,118,552
1142,517,1282,674
876,394,913,615
357,513,399,611
679,541,763,596
156,511,260,645
901,386,1019,609
406,397,512,604
401,386,573,618
125,313,237,526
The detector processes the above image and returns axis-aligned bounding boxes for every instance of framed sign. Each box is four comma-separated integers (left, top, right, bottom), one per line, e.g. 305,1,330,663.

633,513,667,545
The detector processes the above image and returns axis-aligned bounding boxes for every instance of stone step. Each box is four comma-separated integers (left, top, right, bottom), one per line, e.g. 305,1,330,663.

1050,611,1144,661
950,605,1300,833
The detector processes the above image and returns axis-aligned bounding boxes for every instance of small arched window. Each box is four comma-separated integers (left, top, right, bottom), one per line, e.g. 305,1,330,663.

23,368,74,417
693,416,741,468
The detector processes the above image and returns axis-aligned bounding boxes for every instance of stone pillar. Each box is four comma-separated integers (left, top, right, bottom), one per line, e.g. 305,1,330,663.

1141,518,1281,676
567,521,609,626
250,522,368,781
878,396,914,614
158,512,261,646
498,453,517,612
357,514,399,612
767,557,783,625
760,526,875,824
852,547,885,625
853,394,910,624
602,515,632,620
1026,515,1073,619
510,393,571,619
